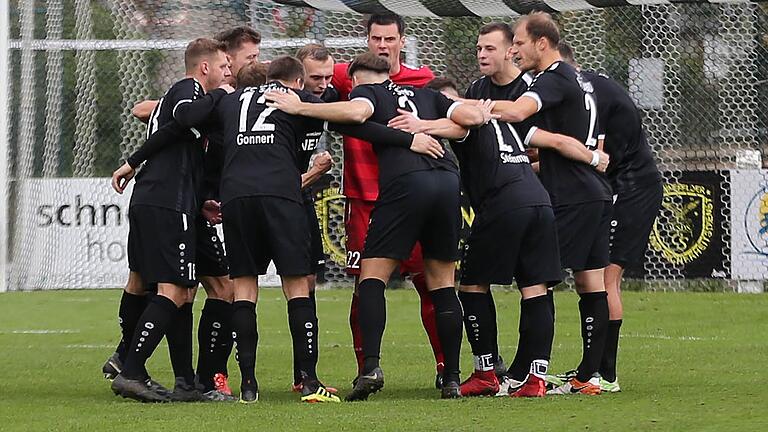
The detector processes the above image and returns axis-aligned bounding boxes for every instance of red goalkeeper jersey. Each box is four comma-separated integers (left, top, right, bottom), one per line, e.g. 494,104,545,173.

332,61,434,201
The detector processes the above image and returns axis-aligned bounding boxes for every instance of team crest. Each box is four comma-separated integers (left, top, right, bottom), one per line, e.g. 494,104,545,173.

314,187,347,266
744,186,768,256
649,183,715,265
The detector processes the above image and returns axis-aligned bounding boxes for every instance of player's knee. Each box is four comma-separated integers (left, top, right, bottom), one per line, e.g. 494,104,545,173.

201,276,233,301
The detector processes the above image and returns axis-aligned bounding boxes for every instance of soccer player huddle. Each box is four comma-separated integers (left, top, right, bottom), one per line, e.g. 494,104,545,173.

104,11,662,404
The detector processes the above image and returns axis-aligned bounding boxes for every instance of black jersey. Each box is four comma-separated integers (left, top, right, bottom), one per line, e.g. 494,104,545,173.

465,72,532,101
349,80,460,189
452,118,550,210
523,61,612,206
130,78,205,215
581,70,661,193
212,82,324,205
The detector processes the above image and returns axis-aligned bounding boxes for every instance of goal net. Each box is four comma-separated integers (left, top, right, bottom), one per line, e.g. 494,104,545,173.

3,0,767,291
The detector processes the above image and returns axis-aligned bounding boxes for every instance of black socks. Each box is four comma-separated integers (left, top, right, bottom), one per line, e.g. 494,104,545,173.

430,287,463,384
232,300,258,386
600,319,623,382
358,278,386,375
288,297,319,382
117,291,147,363
458,291,494,371
196,298,233,390
167,302,194,385
122,295,179,380
576,291,609,382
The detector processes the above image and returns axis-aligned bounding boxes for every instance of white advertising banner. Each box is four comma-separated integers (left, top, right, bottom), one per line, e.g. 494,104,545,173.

16,178,279,290
730,170,768,280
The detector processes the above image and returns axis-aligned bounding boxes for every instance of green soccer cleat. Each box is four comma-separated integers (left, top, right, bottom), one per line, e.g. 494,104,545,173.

300,380,341,403
599,377,621,393
544,369,577,390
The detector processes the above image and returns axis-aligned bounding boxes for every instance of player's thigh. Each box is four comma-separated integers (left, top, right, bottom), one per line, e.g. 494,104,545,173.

262,197,313,277
459,204,526,287
344,198,374,275
195,217,229,279
554,201,610,272
128,205,198,287
515,206,563,288
610,182,663,268
304,197,326,274
363,174,424,262
222,198,270,278
419,170,462,263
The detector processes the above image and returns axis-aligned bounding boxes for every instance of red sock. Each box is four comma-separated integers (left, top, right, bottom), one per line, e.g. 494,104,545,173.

349,294,364,374
412,273,445,369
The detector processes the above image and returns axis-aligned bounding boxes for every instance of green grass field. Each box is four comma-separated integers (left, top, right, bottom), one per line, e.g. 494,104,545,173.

1,288,766,431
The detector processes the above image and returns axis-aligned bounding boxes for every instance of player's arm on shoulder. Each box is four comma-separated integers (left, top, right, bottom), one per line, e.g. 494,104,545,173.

266,89,373,123
492,97,538,123
388,111,467,140
527,127,609,172
132,100,158,123
173,83,232,128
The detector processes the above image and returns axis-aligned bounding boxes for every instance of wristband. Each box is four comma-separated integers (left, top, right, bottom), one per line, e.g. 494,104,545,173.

590,150,600,167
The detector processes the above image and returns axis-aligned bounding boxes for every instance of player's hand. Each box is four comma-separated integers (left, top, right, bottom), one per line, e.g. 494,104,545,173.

477,99,499,124
265,89,302,114
201,200,222,225
388,109,425,133
218,83,235,94
111,162,136,194
526,147,539,163
594,149,610,173
410,133,444,159
312,151,333,174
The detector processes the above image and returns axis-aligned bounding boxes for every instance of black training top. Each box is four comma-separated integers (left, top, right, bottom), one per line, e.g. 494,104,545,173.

451,118,551,211
581,70,661,193
349,80,460,189
523,61,612,206
130,77,205,215
465,72,531,101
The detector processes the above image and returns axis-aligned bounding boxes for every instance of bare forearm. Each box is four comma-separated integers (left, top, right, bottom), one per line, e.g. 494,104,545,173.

419,119,468,140
531,130,592,165
301,166,327,189
297,101,370,124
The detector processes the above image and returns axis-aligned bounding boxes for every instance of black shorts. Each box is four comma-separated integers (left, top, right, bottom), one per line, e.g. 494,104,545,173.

127,205,198,287
364,169,461,262
222,196,311,278
195,217,229,278
610,181,663,267
461,200,562,288
304,194,326,272
555,200,612,272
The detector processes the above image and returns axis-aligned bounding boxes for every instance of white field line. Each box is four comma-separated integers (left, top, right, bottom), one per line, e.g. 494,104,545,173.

621,333,722,342
0,329,80,334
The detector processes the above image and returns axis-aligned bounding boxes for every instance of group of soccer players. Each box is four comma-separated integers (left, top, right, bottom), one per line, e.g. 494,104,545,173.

104,10,661,403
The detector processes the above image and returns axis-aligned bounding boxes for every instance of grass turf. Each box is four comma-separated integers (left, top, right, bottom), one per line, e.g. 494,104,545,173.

0,288,766,431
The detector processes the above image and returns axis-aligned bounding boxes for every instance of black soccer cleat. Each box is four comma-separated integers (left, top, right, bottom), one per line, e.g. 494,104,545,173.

102,352,123,380
345,367,384,402
440,380,462,399
239,379,259,404
434,373,443,390
169,377,204,402
111,374,170,403
494,355,507,380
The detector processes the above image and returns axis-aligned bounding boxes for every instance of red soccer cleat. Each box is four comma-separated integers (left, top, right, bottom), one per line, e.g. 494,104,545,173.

510,374,546,398
459,370,499,397
213,373,233,396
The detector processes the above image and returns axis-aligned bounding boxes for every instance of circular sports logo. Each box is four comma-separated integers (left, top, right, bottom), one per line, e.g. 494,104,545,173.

745,186,768,256
649,183,714,265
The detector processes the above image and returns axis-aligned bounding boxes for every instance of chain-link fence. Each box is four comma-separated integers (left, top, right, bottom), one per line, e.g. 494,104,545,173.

4,0,768,291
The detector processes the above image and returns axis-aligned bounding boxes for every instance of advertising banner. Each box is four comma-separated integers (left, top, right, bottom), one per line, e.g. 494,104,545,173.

730,170,768,280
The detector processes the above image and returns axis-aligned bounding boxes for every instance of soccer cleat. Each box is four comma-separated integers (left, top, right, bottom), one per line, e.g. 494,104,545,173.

510,374,546,398
544,369,577,390
213,373,233,396
102,352,123,380
202,389,238,402
440,381,461,399
546,376,601,396
599,377,621,393
459,370,499,397
292,381,338,394
111,374,170,403
300,380,341,403
345,367,384,402
495,375,524,397
239,380,259,404
169,377,204,402
435,362,445,389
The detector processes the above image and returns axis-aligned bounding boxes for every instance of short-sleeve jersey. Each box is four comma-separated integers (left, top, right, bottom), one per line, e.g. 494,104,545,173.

348,80,459,189
332,61,434,200
465,73,532,101
452,118,551,211
213,82,324,205
581,70,661,193
130,77,205,215
523,61,612,206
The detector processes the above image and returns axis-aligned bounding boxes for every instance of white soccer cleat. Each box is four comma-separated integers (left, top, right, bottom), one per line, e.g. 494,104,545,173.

495,375,525,397
546,376,601,396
